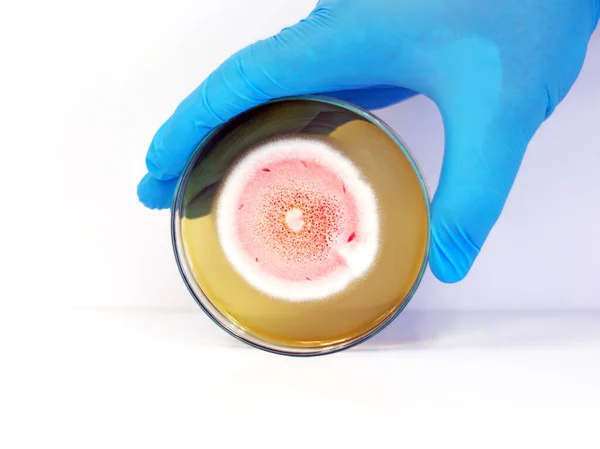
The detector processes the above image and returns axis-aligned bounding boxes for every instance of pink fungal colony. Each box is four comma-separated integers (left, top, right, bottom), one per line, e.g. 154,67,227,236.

216,138,380,301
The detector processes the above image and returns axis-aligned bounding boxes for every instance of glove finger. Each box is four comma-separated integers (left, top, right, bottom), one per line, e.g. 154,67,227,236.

430,95,546,283
145,10,344,182
137,173,179,210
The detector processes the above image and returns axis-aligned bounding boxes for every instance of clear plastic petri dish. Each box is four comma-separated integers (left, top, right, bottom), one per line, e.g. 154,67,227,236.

171,95,430,356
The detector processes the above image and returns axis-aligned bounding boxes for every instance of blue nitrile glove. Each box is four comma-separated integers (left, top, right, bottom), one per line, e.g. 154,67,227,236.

138,0,599,283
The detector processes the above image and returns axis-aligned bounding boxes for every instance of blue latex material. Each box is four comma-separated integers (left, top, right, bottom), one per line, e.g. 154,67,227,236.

138,0,599,283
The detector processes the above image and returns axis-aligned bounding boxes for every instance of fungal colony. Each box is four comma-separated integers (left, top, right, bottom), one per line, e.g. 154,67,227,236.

216,138,380,301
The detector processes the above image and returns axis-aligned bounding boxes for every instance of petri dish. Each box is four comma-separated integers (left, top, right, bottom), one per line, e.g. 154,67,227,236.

171,96,430,356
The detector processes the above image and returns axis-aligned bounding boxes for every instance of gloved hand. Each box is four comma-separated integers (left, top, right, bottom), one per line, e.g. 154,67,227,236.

138,0,599,283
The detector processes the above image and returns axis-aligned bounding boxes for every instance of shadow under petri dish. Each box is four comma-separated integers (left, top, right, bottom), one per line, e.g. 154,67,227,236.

172,97,430,355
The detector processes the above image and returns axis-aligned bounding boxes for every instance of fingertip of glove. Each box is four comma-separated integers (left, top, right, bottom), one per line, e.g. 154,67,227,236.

137,174,172,210
429,250,469,284
429,223,479,283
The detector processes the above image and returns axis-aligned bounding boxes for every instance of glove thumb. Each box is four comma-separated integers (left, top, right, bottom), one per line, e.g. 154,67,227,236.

429,94,546,283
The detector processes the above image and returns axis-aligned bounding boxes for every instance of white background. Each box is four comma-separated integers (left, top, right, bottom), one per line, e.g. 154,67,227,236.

1,0,599,445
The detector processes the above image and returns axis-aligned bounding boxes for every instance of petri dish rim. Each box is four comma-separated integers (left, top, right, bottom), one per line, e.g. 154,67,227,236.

171,95,432,357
